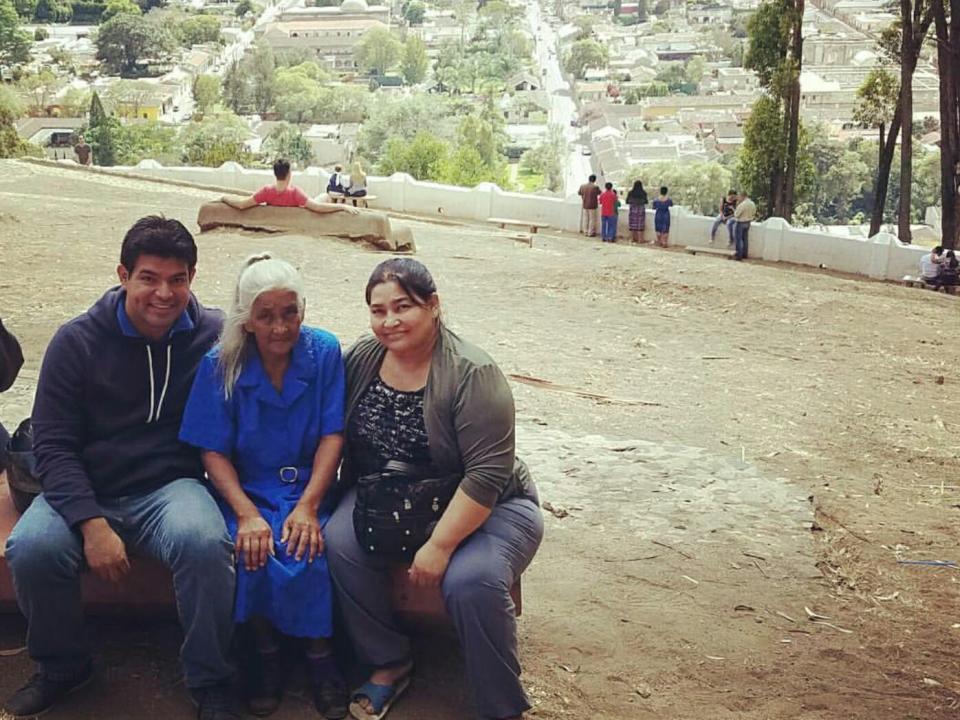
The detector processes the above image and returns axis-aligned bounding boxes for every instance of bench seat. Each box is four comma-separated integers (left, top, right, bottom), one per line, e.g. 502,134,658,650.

328,192,376,209
0,476,520,617
487,217,550,234
686,245,734,258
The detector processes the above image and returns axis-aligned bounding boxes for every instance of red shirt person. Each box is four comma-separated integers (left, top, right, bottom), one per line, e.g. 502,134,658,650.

599,186,618,216
221,159,359,217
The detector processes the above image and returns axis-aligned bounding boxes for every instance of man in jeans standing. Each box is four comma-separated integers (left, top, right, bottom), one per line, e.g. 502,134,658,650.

732,190,757,261
4,216,238,720
578,174,601,237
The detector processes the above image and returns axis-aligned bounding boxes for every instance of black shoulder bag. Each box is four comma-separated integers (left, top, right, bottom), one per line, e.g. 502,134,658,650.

353,460,461,559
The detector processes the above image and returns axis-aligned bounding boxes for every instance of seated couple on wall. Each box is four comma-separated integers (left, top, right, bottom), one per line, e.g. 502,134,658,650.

3,215,543,720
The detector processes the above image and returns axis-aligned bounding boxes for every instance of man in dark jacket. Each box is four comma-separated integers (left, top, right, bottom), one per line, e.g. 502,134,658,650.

3,217,238,720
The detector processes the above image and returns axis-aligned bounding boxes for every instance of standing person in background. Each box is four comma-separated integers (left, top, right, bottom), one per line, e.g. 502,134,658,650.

732,190,757,261
73,135,92,166
577,174,601,237
626,180,648,244
599,183,618,243
652,186,673,248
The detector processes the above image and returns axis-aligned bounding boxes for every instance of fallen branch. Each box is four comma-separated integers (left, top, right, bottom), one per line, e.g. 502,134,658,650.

652,540,693,560
507,374,663,406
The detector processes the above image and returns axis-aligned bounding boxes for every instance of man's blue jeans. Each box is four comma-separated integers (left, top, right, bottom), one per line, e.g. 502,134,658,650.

601,215,617,241
734,220,751,259
5,478,235,687
710,215,734,241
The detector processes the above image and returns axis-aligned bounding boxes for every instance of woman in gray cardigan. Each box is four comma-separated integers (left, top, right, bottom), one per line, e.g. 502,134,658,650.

324,258,543,720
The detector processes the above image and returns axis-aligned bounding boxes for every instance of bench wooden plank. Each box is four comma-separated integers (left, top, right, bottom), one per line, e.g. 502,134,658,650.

487,218,550,234
0,476,520,617
327,192,376,209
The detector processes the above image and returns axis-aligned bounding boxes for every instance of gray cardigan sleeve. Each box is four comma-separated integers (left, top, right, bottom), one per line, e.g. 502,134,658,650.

453,362,517,508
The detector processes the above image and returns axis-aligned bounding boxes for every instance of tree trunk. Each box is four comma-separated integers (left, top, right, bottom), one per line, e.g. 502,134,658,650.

934,0,960,249
870,110,901,236
898,0,916,244
782,0,805,220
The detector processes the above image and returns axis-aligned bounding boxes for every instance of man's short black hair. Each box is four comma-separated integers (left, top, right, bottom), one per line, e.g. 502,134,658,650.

589,174,597,182
605,182,613,189
120,216,197,273
273,159,291,180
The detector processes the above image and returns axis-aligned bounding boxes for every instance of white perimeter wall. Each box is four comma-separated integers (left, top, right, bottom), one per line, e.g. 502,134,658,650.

125,159,929,282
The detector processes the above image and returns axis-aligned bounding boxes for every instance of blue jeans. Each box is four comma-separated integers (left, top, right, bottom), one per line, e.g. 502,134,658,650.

711,216,735,243
5,478,235,687
734,221,751,259
601,215,617,241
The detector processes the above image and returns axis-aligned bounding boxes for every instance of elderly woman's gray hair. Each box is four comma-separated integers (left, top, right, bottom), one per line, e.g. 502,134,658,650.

217,252,305,398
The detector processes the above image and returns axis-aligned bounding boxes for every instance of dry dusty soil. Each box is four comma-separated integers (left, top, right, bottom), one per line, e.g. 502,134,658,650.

1,160,960,719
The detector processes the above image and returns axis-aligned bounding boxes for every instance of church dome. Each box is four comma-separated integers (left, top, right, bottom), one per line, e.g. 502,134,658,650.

340,0,368,13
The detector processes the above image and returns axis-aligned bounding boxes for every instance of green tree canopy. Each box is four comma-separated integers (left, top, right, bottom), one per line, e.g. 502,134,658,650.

192,73,220,114
378,131,449,179
178,14,221,48
633,160,732,215
180,111,253,166
262,122,313,167
354,26,402,76
565,39,608,80
400,36,429,85
101,0,140,21
402,0,425,24
96,12,178,76
0,0,31,67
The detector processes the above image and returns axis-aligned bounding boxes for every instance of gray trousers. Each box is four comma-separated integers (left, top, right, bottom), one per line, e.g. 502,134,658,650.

326,487,544,720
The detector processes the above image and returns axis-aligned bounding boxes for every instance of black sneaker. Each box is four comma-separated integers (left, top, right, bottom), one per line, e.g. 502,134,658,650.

191,683,241,720
3,664,94,718
247,651,283,717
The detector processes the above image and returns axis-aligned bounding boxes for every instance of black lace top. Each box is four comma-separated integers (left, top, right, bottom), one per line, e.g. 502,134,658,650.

346,376,432,477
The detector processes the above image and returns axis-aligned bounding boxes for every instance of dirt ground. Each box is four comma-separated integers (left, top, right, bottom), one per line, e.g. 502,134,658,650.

1,160,960,720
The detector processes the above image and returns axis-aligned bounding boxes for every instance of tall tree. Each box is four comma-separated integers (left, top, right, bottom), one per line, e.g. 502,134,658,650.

896,0,935,242
744,0,803,220
854,67,900,234
96,13,177,76
0,0,31,67
400,35,429,85
933,0,960,249
354,26,402,76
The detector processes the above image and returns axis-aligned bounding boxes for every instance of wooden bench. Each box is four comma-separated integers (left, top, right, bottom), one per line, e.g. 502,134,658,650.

686,245,734,258
902,274,959,294
328,192,376,209
487,217,550,234
0,476,520,617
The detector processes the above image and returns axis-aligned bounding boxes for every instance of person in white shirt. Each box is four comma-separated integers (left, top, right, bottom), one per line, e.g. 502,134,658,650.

919,246,943,286
732,191,757,261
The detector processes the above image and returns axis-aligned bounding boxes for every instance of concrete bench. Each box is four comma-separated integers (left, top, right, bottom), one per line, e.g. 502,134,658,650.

0,476,520,617
328,192,376,209
487,217,550,234
686,245,734,258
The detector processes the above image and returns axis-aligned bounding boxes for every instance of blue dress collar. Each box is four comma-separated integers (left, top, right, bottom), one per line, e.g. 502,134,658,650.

236,330,315,408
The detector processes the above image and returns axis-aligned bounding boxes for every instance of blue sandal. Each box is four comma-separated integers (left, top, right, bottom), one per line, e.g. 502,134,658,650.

348,673,411,720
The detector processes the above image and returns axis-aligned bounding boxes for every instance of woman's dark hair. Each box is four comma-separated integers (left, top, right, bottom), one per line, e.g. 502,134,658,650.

273,159,291,180
627,180,645,200
933,245,943,254
365,258,438,305
120,215,197,273
660,186,668,195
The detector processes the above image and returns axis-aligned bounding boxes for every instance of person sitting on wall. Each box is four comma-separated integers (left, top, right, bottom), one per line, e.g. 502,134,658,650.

940,249,958,289
919,245,944,288
345,161,367,201
327,165,345,195
221,160,358,216
710,190,737,245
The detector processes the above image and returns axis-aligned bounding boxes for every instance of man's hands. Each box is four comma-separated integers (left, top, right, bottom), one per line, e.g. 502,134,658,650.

236,513,274,572
80,518,130,583
339,205,360,215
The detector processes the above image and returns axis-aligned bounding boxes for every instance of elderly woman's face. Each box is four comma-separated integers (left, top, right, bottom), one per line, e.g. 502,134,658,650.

368,280,438,355
245,289,303,363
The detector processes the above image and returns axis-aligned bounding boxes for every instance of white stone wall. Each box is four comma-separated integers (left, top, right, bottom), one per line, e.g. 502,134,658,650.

124,159,930,282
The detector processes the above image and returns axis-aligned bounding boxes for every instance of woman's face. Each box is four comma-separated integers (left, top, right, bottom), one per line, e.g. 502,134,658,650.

368,280,438,355
245,289,303,363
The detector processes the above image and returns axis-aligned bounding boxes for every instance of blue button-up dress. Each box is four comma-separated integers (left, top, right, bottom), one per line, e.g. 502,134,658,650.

179,326,345,639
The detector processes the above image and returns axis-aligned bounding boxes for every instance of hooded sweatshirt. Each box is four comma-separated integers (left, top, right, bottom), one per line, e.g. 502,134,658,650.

32,287,223,528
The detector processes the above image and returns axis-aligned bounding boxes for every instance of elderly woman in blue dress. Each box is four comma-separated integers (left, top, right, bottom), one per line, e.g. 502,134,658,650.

325,258,544,720
179,254,348,719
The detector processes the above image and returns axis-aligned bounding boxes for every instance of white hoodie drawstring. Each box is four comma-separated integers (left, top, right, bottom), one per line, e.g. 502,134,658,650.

145,346,156,424
145,344,173,423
